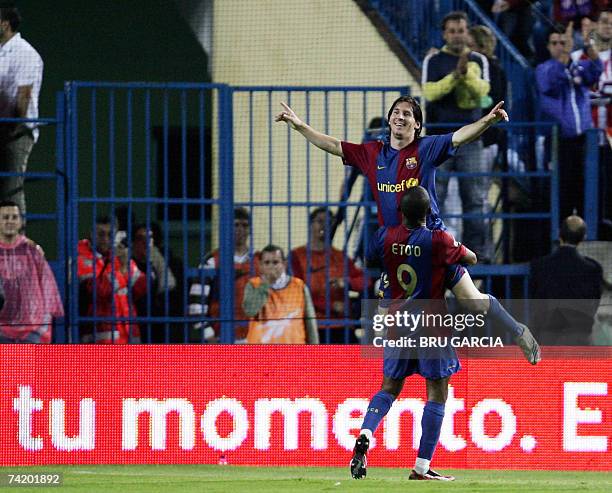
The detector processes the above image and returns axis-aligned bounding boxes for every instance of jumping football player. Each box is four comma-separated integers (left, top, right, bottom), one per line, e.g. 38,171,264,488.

349,186,537,481
274,96,540,363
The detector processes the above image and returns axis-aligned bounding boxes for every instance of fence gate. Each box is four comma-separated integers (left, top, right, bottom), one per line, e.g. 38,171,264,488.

64,82,235,342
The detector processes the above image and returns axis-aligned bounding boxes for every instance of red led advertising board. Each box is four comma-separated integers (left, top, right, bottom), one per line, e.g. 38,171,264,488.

1,345,609,470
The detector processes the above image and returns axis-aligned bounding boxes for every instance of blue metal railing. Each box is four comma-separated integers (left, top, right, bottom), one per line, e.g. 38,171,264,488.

57,82,600,344
232,85,409,343
64,81,235,343
584,128,600,240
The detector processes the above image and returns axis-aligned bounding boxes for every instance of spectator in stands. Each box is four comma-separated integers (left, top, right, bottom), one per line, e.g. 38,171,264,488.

553,0,608,25
131,223,185,343
291,207,366,343
570,9,612,235
491,0,535,61
77,216,146,344
0,200,63,343
530,215,603,344
469,25,508,110
572,10,612,138
422,11,493,262
576,15,597,51
0,5,43,218
536,24,603,219
469,25,508,214
189,207,259,343
243,244,318,344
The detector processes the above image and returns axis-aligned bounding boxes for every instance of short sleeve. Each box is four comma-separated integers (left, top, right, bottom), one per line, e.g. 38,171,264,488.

341,141,379,174
434,230,467,265
419,134,457,168
366,227,385,265
14,47,43,88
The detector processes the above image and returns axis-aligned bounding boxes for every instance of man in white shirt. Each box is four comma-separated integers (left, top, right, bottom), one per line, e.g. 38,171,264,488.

0,6,43,218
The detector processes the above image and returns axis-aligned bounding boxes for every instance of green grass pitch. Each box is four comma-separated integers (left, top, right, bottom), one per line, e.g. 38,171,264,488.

1,465,610,492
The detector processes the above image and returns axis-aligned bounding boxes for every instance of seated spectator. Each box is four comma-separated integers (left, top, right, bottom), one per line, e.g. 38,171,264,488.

77,215,146,344
530,215,604,344
0,200,63,343
291,207,366,343
536,24,603,219
243,244,318,344
131,223,184,343
189,207,259,343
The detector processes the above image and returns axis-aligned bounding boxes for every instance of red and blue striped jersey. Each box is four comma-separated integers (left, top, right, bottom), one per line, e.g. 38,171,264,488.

341,134,456,229
367,225,467,300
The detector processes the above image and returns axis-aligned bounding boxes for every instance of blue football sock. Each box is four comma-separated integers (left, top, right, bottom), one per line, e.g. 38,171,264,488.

361,390,395,434
487,294,524,337
417,400,445,460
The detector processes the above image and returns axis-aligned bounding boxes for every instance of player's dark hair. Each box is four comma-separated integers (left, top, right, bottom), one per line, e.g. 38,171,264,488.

560,216,586,245
309,207,334,223
441,10,469,30
387,96,423,139
234,207,250,223
0,6,21,32
400,186,430,227
261,244,285,260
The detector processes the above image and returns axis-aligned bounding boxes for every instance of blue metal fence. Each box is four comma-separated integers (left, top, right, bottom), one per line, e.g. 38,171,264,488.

231,86,408,343
64,81,235,343
54,82,596,343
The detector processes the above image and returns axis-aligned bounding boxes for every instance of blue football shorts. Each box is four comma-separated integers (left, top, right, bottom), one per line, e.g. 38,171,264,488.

382,337,461,380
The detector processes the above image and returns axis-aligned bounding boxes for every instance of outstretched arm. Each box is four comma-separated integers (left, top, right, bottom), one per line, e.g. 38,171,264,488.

452,100,509,147
275,102,344,157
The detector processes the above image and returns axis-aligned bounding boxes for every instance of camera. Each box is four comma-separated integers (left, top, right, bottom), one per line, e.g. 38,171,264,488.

114,230,128,248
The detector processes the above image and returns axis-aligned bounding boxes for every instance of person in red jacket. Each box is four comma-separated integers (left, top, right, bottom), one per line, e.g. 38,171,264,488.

77,216,146,344
291,207,367,343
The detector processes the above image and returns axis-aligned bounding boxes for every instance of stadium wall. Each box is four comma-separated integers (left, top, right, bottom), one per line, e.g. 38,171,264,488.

210,0,419,250
2,345,610,470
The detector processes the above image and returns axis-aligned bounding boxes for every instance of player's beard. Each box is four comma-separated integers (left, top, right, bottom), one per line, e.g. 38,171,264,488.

393,128,414,143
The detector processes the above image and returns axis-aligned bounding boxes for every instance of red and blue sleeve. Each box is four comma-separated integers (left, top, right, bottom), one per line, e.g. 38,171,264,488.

433,230,467,265
341,141,381,174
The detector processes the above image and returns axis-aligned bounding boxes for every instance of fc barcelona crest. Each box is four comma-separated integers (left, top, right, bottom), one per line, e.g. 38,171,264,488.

405,157,418,169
